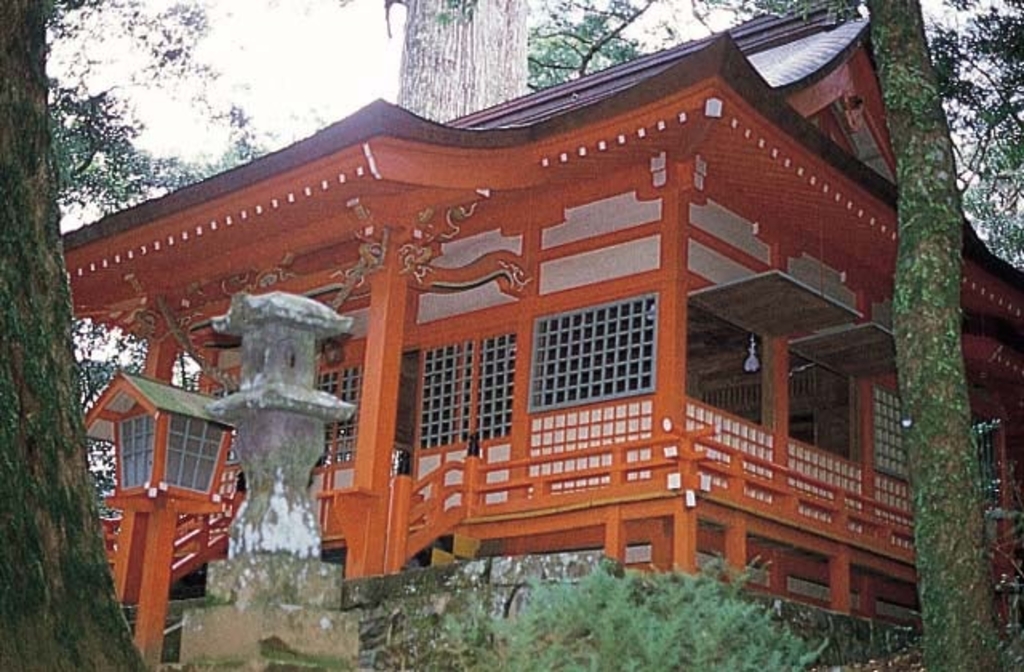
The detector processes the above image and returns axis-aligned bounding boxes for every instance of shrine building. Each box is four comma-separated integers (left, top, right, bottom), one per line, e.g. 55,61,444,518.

67,7,1024,659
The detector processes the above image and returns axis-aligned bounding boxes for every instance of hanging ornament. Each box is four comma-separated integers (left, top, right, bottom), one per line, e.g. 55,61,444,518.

744,333,760,373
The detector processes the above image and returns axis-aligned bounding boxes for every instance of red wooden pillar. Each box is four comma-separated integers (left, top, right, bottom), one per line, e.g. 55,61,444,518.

858,379,876,500
463,452,481,518
723,516,747,572
654,159,688,428
764,338,789,467
348,245,411,577
829,546,852,614
384,473,413,573
112,509,147,603
650,518,673,571
604,505,624,563
766,548,786,596
133,503,177,667
672,500,698,573
855,571,877,618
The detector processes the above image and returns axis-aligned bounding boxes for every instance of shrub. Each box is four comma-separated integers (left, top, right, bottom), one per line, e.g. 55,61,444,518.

425,564,820,671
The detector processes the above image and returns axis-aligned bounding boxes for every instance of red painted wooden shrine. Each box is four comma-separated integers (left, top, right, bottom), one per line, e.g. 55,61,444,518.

67,8,1024,661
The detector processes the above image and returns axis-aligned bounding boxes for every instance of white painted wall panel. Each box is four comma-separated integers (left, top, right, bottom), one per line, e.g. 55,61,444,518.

687,239,755,284
436,229,523,269
542,192,662,250
689,200,771,263
539,235,661,295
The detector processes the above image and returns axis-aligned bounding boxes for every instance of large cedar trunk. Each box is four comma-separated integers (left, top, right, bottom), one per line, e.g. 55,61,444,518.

867,2,1001,669
399,0,528,122
0,3,144,670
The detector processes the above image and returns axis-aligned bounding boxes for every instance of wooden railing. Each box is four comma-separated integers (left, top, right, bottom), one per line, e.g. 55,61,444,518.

398,397,915,566
171,463,244,581
311,459,355,538
407,451,471,554
685,399,914,561
108,396,914,574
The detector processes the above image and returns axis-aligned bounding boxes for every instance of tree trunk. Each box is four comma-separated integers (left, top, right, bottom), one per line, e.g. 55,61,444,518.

0,3,144,670
399,0,528,122
867,2,1002,669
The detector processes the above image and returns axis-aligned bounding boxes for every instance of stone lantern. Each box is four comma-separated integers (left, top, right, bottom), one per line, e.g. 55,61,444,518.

203,291,353,604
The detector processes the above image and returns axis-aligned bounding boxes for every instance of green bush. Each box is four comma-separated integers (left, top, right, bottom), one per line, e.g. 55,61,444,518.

424,565,820,671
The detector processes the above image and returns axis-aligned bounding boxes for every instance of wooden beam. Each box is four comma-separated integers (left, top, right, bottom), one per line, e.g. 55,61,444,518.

143,335,178,381
384,474,413,573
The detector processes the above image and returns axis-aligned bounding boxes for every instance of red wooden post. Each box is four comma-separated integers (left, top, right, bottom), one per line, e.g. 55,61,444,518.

384,472,413,573
765,337,789,468
858,379,876,500
724,516,747,572
133,503,176,666
672,500,698,573
349,246,411,577
143,336,177,381
464,450,481,518
113,509,146,604
604,505,624,563
829,546,851,614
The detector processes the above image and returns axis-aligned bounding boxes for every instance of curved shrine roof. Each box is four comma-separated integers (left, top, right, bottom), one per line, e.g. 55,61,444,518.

61,5,1020,295
63,6,876,252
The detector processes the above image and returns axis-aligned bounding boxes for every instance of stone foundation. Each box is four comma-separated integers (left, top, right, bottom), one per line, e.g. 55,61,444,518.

166,551,917,670
174,556,357,671
339,552,917,670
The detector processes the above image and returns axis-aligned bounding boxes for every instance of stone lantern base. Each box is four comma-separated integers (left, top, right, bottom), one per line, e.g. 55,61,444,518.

176,555,357,671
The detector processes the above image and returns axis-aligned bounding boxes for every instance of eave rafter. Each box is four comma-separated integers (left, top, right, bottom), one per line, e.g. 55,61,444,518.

961,264,1024,332
694,86,898,301
67,85,717,325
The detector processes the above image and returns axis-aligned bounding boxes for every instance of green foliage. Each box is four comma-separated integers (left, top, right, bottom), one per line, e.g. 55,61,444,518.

48,0,266,218
423,566,819,671
528,0,659,90
690,1,857,29
929,2,1024,265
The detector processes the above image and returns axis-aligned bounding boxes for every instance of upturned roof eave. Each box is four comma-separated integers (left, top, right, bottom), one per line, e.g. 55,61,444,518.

62,39,736,254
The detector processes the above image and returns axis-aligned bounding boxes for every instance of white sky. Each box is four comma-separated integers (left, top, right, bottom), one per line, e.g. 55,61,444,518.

133,0,406,159
69,0,955,178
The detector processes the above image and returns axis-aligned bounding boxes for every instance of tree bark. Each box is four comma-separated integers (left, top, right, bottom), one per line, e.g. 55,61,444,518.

399,0,528,122
867,2,1002,669
0,2,144,670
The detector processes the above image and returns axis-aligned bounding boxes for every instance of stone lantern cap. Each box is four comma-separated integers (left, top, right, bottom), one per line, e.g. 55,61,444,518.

206,382,354,424
212,291,353,339
205,291,355,424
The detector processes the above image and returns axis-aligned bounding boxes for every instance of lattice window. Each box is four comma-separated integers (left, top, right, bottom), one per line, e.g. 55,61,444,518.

974,419,1001,505
421,342,475,448
478,334,516,440
530,294,657,411
873,386,906,478
318,367,362,464
119,414,154,488
166,414,224,492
